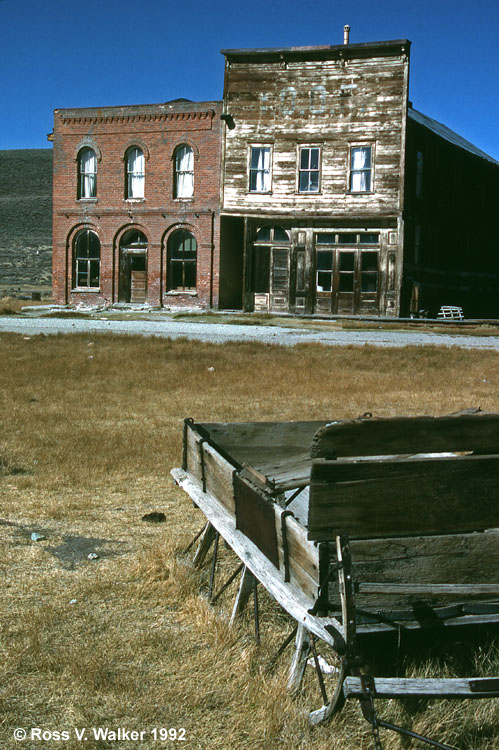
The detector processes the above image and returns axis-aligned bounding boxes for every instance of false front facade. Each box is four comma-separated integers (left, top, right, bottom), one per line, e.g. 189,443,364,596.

218,40,499,318
219,40,410,317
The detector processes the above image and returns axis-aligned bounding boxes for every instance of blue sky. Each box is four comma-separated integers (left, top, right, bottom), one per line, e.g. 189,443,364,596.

1,0,499,159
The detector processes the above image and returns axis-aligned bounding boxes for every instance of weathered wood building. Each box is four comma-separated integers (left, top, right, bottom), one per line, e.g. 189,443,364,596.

218,37,499,318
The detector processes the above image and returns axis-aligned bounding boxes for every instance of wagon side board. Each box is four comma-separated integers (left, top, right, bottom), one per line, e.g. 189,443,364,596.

311,412,499,459
172,466,345,651
176,422,345,647
308,454,499,540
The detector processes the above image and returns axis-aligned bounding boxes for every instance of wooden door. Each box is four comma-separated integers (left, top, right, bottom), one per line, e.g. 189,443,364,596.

270,248,289,312
315,248,379,315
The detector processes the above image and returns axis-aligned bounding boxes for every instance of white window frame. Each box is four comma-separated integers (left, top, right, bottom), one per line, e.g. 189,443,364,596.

298,146,321,193
174,145,194,199
73,229,101,290
78,148,97,199
125,146,145,200
349,144,373,193
249,146,272,193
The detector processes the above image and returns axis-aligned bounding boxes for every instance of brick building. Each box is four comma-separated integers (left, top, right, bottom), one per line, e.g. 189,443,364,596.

50,99,222,308
49,35,499,317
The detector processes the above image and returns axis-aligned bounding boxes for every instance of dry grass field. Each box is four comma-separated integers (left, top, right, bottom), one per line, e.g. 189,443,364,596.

1,332,498,749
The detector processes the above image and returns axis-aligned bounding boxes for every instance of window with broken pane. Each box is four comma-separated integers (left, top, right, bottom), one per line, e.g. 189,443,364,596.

316,250,334,292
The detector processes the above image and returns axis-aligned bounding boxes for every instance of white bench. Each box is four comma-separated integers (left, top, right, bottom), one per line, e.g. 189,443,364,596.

437,305,464,320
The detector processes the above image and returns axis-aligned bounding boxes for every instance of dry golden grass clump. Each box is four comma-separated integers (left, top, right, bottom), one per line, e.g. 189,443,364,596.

1,332,498,749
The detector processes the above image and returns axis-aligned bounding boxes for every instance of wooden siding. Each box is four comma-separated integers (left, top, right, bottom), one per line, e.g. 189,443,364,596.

222,46,410,218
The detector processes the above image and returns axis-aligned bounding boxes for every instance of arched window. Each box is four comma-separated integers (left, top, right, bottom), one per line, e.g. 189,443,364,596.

255,225,290,243
174,145,194,198
77,148,97,199
125,147,145,199
167,230,197,291
73,229,100,289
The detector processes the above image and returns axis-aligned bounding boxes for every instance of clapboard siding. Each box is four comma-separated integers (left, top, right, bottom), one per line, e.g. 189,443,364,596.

222,45,409,217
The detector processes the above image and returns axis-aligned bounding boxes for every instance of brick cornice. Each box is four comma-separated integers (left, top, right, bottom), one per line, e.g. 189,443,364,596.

60,110,216,126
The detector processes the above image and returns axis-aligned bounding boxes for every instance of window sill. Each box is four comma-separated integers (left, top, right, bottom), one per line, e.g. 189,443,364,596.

348,191,374,196
71,288,101,293
77,198,98,203
123,198,145,203
165,290,197,296
173,197,194,202
297,191,322,196
247,191,273,196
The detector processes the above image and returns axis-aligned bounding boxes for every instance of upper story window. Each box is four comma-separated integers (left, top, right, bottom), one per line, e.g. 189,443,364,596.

249,146,272,193
77,148,97,199
298,147,321,193
73,229,100,289
125,146,145,199
174,145,194,198
350,146,372,192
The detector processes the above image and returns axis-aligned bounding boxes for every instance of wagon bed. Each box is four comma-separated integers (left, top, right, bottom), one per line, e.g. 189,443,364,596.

171,410,499,747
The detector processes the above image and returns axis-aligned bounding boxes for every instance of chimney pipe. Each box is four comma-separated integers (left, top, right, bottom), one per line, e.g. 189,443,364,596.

343,25,350,45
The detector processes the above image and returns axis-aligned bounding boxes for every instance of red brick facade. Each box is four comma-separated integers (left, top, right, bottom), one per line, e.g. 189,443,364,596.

51,100,222,308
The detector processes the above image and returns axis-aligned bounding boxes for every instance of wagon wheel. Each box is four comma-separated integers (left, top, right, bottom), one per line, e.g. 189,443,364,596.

307,654,348,724
288,624,348,724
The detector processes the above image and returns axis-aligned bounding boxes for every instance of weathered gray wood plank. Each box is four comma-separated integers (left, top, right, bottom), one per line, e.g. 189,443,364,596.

171,467,345,651
357,583,499,599
311,413,499,459
343,676,499,699
309,454,499,540
287,624,311,694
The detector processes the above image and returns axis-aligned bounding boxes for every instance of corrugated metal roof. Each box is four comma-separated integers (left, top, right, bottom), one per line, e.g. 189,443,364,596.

408,108,499,166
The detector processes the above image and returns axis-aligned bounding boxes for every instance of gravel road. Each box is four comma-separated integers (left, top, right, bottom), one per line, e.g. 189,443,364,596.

1,314,499,350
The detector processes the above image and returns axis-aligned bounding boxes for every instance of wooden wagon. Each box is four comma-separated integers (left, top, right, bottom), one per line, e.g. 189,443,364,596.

171,410,499,749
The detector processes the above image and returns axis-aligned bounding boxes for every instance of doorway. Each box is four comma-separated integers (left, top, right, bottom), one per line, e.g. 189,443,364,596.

119,230,148,303
315,245,379,315
250,226,290,312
